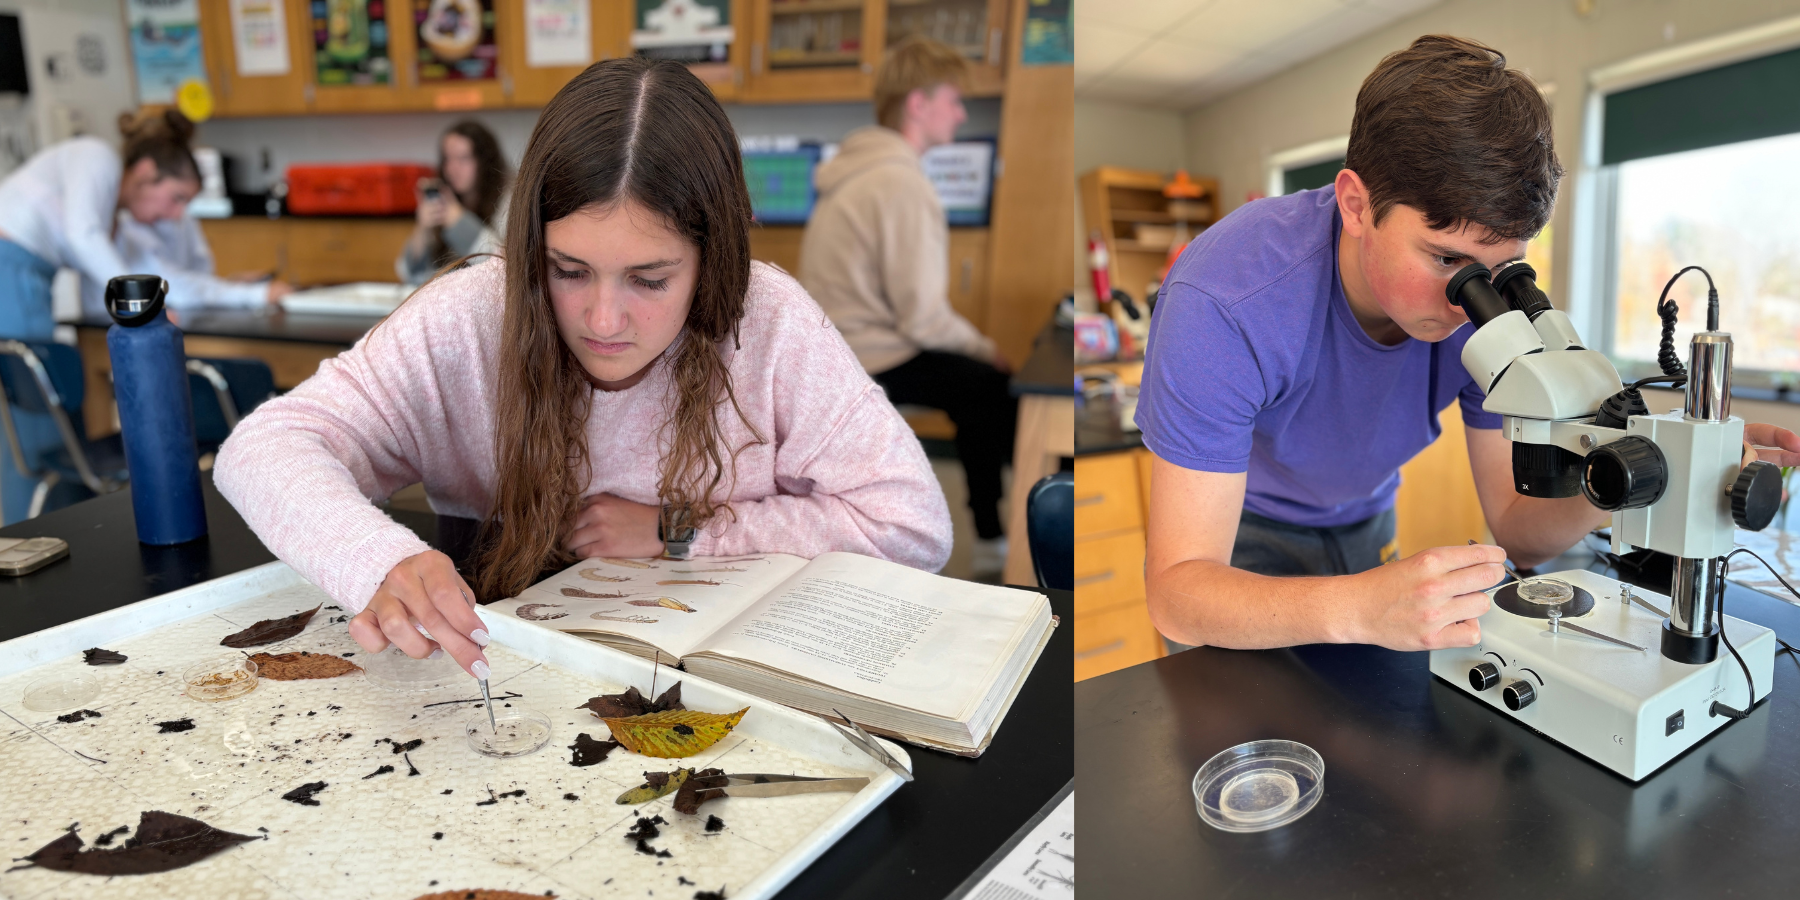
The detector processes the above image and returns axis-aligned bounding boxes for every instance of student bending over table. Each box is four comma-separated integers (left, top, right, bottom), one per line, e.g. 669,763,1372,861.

216,58,954,680
1137,36,1800,655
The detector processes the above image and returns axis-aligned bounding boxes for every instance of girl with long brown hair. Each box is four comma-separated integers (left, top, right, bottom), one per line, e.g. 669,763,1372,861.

216,58,953,677
396,119,513,285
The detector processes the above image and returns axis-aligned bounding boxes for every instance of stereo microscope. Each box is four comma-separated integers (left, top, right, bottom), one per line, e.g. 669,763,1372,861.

1425,262,1783,781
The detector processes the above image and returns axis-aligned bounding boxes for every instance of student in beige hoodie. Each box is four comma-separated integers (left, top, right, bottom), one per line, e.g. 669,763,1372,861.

801,36,1018,577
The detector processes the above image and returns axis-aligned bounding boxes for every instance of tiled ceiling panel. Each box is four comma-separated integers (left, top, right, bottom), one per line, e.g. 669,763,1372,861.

1076,0,1445,110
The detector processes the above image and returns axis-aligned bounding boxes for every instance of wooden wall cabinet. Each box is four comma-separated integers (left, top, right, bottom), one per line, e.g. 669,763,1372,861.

198,0,315,116
1079,165,1220,306
746,0,883,103
882,0,1006,97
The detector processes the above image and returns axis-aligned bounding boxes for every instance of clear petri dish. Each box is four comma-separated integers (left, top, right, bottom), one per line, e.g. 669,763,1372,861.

184,655,259,702
465,706,553,758
1194,739,1325,833
23,671,102,712
363,646,467,693
1517,578,1575,607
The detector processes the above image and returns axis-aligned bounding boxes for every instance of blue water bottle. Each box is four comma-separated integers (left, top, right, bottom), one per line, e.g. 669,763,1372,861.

105,275,207,545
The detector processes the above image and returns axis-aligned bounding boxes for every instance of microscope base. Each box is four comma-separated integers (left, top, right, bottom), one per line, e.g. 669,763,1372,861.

1428,569,1774,781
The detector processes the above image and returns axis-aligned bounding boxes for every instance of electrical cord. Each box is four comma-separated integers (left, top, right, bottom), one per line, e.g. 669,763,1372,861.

1630,374,1688,391
1653,266,1719,377
1709,547,1800,719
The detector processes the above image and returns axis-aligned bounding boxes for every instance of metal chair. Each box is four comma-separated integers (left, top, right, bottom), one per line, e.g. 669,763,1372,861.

188,357,276,454
0,341,126,518
1026,471,1074,591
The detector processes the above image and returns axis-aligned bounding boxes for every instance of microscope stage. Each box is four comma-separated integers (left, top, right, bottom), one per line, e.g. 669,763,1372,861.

1427,569,1775,781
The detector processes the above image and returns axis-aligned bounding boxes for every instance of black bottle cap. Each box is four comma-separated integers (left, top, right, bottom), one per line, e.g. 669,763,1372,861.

105,275,168,327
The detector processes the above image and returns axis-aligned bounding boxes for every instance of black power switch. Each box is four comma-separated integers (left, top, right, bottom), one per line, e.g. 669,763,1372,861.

1666,709,1685,736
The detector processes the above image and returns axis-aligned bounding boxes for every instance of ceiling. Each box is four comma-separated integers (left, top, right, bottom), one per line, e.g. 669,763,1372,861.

1075,0,1446,111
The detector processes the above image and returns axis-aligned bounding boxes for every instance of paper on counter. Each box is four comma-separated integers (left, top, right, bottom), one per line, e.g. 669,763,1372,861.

954,787,1074,900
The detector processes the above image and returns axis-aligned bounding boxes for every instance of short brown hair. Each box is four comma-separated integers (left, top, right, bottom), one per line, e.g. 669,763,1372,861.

117,108,199,183
1345,35,1562,243
874,36,970,130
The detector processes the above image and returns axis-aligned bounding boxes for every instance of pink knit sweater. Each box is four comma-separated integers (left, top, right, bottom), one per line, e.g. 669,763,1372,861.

215,258,953,613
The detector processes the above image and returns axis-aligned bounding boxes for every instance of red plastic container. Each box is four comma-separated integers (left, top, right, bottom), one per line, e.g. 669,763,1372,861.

286,163,437,216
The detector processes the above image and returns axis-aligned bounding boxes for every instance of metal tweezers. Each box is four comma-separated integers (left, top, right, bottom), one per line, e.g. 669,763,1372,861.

830,709,914,783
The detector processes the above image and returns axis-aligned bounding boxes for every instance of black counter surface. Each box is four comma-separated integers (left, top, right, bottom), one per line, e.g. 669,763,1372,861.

0,477,1071,900
75,308,376,346
1075,549,1800,898
1012,324,1075,397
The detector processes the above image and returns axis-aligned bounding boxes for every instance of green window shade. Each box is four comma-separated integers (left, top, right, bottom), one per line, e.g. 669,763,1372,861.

1603,46,1800,165
1283,158,1344,195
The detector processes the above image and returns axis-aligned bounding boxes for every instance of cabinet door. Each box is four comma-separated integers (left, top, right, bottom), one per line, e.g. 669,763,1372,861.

201,0,314,116
306,0,414,111
398,0,510,111
880,0,1003,97
500,0,620,106
745,0,882,103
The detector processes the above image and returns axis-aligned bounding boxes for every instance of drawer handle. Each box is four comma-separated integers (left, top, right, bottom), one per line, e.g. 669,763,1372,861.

1073,570,1114,588
1076,639,1125,659
1073,494,1105,508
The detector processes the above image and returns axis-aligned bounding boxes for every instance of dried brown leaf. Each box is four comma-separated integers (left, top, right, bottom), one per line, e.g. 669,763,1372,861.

673,768,729,815
220,604,322,648
249,651,362,681
15,811,259,875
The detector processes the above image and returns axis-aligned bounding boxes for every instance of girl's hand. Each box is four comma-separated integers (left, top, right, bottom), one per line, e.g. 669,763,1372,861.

568,493,663,559
1741,423,1800,469
348,549,491,679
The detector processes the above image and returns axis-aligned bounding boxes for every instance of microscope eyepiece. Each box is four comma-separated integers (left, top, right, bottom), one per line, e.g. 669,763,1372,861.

1444,263,1513,329
1492,261,1554,320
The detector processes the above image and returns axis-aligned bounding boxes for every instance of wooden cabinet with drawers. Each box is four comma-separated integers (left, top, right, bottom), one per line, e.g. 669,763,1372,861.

1072,448,1164,681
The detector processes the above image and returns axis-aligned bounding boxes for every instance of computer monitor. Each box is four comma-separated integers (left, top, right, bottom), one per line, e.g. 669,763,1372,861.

743,145,822,225
921,138,996,227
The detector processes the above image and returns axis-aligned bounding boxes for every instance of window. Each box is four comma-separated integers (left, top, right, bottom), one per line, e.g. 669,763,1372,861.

1581,26,1800,387
1612,132,1800,380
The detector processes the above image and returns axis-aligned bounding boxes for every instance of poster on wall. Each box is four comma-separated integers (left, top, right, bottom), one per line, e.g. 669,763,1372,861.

632,0,732,82
416,0,496,81
922,139,995,227
126,0,209,104
1021,0,1071,66
312,0,391,85
525,0,589,68
231,0,291,76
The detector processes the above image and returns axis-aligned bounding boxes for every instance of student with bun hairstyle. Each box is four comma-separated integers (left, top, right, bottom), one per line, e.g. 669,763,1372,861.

0,109,290,522
215,58,954,679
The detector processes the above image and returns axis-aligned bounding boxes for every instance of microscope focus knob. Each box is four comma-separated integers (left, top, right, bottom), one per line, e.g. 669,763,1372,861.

1502,679,1537,711
1469,662,1500,691
1582,436,1668,511
1732,460,1782,531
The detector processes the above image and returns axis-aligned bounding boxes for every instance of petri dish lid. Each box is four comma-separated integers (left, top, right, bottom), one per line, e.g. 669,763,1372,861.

1194,739,1324,833
363,646,467,693
465,706,552,758
1518,578,1574,606
23,671,102,713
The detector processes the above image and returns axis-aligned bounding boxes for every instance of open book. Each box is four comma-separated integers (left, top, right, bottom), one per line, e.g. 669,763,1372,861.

489,552,1055,757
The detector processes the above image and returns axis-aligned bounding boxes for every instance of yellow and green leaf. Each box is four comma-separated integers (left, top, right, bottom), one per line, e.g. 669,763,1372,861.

615,768,691,804
603,708,749,758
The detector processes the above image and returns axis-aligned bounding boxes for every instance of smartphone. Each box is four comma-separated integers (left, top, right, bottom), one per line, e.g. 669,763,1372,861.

421,178,444,202
0,536,69,576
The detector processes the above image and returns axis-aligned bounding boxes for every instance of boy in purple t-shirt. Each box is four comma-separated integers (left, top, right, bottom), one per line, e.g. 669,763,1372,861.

1139,35,1799,653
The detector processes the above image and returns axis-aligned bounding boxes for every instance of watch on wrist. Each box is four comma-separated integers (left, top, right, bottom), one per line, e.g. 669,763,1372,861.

658,505,697,560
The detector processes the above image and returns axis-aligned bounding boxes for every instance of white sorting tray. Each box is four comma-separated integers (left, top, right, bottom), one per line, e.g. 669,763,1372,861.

279,282,411,317
0,561,907,900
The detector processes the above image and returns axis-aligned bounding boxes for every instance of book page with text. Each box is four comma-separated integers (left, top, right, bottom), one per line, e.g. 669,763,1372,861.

696,552,1045,720
490,554,810,660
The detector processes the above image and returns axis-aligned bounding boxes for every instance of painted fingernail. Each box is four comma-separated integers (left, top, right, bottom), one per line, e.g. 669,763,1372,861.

471,659,491,680
428,648,445,660
471,628,490,647
415,622,432,638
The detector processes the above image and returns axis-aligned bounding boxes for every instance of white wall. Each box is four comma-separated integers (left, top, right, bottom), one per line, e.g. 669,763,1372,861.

1071,98,1186,302
197,98,1003,193
1179,0,1800,316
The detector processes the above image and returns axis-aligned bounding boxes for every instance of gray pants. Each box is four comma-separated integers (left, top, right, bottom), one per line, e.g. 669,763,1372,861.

1163,508,1398,654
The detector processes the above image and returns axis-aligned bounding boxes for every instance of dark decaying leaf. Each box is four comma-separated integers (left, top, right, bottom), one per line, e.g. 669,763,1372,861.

56,709,101,724
624,815,665,841
576,682,685,719
694,889,728,900
673,768,729,815
17,810,259,875
82,648,127,665
156,718,195,733
705,815,726,833
220,604,322,648
282,781,328,806
569,733,620,767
